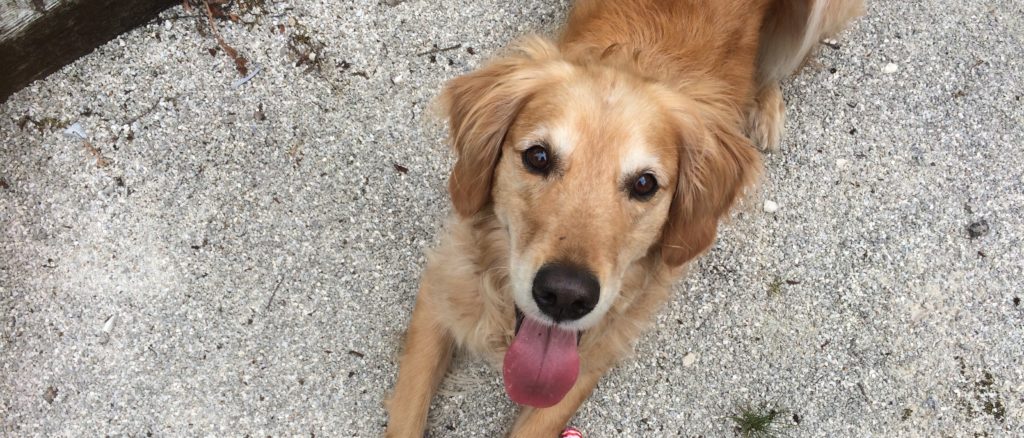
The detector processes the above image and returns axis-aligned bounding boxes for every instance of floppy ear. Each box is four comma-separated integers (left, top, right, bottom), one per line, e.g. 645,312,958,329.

660,104,762,266
440,37,562,218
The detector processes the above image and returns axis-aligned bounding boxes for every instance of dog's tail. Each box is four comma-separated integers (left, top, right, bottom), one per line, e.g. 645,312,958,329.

757,0,865,86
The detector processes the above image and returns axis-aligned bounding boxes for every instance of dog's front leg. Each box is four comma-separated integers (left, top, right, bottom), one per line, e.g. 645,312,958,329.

385,289,454,438
746,83,785,152
509,368,605,438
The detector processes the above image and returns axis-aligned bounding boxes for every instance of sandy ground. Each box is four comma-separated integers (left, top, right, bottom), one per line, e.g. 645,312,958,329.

1,0,1022,436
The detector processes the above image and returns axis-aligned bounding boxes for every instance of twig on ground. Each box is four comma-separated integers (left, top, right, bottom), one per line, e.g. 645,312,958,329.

202,0,249,76
417,43,462,56
266,277,284,311
82,142,110,168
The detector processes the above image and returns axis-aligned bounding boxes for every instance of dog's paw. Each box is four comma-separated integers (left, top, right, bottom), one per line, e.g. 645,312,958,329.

746,84,785,152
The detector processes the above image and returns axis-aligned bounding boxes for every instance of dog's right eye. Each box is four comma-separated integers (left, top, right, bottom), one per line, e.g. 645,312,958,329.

628,172,659,200
522,144,551,174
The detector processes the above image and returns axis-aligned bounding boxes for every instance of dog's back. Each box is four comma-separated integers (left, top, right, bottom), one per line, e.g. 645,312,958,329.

563,0,864,95
758,0,865,85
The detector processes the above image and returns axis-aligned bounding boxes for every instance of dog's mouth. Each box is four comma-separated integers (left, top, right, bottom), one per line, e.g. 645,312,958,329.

512,308,583,345
503,307,582,408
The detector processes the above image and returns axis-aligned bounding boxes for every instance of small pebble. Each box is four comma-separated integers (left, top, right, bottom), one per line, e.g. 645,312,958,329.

836,158,849,168
391,75,404,85
682,352,698,367
63,123,87,139
102,314,116,333
967,220,989,239
43,386,58,404
763,200,779,213
164,20,172,31
882,63,899,74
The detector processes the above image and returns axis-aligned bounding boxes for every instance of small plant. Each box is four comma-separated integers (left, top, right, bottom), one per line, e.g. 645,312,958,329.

286,28,326,72
901,408,913,421
767,277,783,298
16,115,68,133
730,404,792,438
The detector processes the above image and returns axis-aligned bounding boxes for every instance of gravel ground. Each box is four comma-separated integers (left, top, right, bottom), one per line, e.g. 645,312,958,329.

2,1,1022,436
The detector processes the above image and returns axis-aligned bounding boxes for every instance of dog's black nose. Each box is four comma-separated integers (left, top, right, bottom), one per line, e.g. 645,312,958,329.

532,264,600,322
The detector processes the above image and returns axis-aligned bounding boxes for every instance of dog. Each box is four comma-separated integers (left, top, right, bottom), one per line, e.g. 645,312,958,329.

386,1,863,436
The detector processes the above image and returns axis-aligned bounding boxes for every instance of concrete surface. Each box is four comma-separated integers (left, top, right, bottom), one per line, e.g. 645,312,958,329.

1,0,1022,436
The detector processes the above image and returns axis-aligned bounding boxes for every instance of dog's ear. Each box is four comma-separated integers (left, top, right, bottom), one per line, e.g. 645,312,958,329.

440,37,562,218
660,100,762,267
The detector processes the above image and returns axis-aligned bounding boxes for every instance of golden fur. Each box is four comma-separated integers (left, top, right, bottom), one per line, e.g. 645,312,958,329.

386,1,863,436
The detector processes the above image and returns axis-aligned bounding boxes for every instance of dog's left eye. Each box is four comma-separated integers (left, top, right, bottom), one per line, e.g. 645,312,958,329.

630,173,659,199
522,144,551,174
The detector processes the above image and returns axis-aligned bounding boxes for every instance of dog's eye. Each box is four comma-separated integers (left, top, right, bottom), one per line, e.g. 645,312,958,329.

522,145,551,174
630,173,658,199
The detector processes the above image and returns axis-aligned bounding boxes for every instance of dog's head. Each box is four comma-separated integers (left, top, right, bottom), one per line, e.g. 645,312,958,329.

441,38,759,406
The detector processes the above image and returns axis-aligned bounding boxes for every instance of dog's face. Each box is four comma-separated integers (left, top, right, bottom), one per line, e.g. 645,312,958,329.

492,71,680,331
442,38,759,407
444,38,759,329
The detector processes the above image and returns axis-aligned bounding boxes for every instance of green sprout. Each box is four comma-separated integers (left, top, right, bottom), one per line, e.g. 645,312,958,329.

730,404,792,438
767,278,784,298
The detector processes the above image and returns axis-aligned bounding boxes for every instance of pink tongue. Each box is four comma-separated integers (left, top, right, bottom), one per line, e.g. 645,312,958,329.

502,315,580,408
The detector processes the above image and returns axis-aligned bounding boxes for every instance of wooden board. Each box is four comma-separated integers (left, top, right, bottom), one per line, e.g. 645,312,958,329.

1,0,176,103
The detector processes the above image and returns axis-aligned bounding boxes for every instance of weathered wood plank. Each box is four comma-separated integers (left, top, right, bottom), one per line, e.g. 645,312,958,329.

1,0,176,103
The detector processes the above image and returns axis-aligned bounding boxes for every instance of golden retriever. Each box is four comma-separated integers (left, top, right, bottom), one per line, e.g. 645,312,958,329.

386,0,863,436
